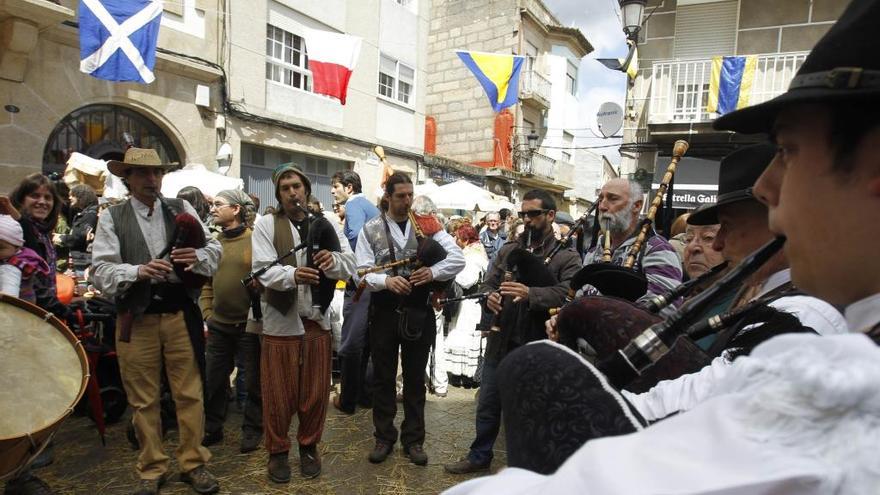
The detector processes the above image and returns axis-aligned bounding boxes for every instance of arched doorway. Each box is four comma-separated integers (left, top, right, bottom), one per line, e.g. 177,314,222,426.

43,104,181,176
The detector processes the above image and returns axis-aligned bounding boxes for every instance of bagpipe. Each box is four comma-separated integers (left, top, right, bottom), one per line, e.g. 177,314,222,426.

304,211,342,313
156,197,208,289
487,238,561,336
567,236,786,391
574,140,690,302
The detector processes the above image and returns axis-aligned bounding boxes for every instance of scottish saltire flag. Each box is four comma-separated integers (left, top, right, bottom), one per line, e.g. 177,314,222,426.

707,55,758,115
456,51,525,112
79,0,163,84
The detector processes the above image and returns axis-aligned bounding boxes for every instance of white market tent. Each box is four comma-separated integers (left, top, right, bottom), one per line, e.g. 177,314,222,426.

161,163,244,198
426,179,515,213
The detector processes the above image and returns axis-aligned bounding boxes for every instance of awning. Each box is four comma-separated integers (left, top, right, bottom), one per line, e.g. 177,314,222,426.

651,156,719,210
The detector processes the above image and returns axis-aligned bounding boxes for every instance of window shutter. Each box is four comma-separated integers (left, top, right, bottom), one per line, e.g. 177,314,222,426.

673,1,738,59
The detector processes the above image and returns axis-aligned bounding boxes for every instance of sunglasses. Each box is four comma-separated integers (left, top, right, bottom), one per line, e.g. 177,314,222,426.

517,209,550,219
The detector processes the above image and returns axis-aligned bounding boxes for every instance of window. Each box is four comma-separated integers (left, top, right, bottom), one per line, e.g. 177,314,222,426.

561,131,574,163
566,62,578,96
525,41,539,73
266,24,311,91
675,83,711,121
378,54,415,105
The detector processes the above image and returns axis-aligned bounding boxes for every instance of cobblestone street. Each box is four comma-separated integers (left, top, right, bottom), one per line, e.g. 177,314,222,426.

36,387,505,494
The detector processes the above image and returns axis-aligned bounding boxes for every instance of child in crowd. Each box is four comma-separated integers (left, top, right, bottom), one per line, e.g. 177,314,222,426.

0,214,49,303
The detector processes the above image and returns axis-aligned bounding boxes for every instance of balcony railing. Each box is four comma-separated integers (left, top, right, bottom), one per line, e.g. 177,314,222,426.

519,151,556,180
521,70,551,109
648,52,808,125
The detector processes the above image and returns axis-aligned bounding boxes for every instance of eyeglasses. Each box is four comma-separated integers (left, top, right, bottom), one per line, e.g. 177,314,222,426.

517,209,549,219
210,202,232,210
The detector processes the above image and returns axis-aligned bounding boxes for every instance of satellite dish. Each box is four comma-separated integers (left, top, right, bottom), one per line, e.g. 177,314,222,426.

596,102,623,138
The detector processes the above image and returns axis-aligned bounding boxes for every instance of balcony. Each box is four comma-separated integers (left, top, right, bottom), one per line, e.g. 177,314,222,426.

648,52,808,125
520,70,551,109
519,151,556,180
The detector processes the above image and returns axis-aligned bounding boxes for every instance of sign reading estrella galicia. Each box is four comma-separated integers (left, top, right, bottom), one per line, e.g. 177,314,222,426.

79,0,163,84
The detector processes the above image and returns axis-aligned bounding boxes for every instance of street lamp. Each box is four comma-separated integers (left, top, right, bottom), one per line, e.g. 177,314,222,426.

527,130,539,153
620,0,647,42
597,0,646,72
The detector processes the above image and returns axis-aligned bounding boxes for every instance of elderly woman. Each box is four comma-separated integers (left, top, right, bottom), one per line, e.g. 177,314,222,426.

444,224,489,388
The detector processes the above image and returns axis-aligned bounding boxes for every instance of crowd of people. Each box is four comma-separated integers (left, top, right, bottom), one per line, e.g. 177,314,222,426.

3,1,879,493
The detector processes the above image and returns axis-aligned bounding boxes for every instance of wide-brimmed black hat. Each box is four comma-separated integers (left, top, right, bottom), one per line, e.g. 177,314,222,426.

688,143,776,225
715,0,880,134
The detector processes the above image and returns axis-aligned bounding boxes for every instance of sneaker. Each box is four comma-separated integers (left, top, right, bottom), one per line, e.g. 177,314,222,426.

298,444,321,479
266,452,290,484
403,444,428,466
434,390,448,398
130,473,169,495
239,430,261,453
179,466,219,494
444,457,491,474
201,429,223,448
332,395,354,415
367,441,393,464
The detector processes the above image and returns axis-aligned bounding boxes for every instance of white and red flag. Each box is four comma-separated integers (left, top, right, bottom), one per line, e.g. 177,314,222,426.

303,27,362,105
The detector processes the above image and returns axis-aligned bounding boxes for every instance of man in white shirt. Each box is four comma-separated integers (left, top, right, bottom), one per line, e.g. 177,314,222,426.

252,164,355,482
355,172,464,466
445,0,880,492
91,148,221,495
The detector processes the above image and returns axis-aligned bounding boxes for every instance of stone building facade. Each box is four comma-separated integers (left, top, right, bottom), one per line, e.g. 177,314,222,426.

0,0,222,193
425,0,593,213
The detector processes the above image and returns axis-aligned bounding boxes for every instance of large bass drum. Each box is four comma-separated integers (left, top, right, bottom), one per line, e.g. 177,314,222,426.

0,294,88,481
556,295,711,393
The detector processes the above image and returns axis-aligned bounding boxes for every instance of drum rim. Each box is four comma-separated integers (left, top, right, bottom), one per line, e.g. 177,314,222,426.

0,293,89,441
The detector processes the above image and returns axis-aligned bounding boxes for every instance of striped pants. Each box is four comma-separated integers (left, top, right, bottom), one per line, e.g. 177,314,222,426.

261,321,331,454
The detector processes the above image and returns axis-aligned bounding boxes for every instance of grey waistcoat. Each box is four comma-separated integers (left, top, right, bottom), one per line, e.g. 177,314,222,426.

109,197,200,316
363,215,418,278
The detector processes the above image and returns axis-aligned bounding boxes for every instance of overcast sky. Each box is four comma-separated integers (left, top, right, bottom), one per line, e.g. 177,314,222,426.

544,0,630,163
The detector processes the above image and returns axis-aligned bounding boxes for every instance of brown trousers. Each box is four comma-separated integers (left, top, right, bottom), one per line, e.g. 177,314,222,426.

261,321,331,454
116,312,210,479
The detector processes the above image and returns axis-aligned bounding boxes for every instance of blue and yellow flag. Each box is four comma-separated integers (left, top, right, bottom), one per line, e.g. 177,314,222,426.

456,51,525,112
707,55,758,115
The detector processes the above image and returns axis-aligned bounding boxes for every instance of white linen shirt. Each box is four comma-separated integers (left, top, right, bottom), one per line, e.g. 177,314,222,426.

354,217,464,290
251,213,355,337
624,268,847,422
91,197,221,298
444,294,880,495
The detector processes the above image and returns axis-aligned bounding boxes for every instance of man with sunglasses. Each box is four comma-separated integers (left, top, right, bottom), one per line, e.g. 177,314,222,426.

445,189,581,475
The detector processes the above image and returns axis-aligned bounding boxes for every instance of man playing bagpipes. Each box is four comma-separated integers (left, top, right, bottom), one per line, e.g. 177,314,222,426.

354,172,464,466
444,189,581,475
445,0,880,492
251,164,355,482
581,178,683,304
91,148,222,495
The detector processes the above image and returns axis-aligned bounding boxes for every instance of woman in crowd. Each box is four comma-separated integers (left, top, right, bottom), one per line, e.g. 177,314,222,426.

177,185,212,223
4,174,69,319
444,224,489,388
54,184,99,272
